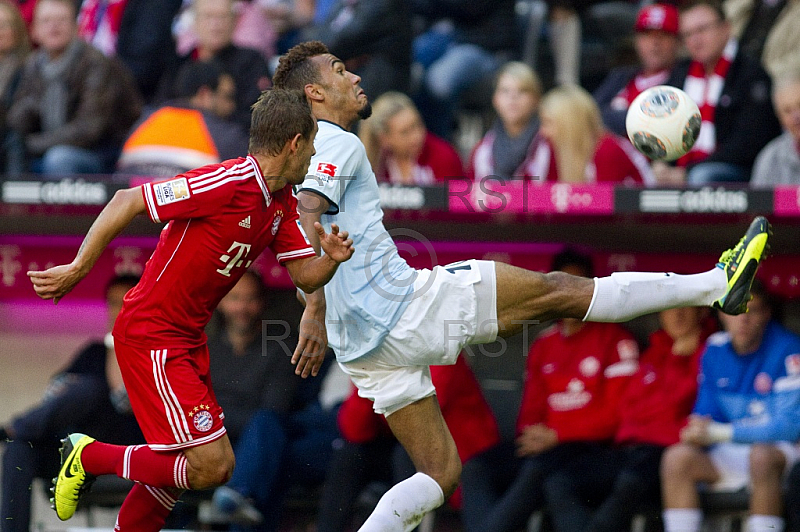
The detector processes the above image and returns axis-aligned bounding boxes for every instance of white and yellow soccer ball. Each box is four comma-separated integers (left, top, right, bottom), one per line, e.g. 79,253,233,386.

625,85,702,161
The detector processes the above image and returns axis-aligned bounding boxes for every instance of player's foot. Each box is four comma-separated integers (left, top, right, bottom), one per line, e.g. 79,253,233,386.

713,216,771,315
51,433,96,521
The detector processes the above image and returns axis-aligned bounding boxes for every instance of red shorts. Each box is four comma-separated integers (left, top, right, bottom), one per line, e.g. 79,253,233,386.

115,340,226,451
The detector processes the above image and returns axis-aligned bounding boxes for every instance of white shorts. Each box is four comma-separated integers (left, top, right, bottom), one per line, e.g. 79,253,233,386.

339,259,498,416
707,442,800,491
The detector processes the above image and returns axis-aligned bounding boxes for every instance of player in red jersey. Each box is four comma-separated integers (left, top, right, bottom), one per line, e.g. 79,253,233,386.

27,89,354,531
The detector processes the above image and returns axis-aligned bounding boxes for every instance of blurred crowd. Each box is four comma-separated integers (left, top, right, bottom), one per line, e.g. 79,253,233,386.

5,249,800,532
0,0,796,187
2,0,800,531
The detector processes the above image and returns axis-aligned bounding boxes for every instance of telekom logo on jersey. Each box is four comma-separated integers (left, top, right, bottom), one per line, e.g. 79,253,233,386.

217,241,253,277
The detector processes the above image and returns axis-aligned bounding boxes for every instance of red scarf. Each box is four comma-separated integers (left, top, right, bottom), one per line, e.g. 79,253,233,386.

610,69,670,110
78,0,128,56
677,40,736,167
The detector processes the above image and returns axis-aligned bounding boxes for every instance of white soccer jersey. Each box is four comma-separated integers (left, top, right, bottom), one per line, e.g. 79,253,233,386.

299,120,415,361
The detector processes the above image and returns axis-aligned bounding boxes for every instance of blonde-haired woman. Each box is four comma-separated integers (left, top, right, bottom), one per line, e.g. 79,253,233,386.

468,61,543,181
359,91,463,185
531,85,654,184
0,0,29,173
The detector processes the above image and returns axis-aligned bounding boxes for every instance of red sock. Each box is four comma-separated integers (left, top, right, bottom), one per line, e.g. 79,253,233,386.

114,483,184,532
83,442,190,489
81,441,125,476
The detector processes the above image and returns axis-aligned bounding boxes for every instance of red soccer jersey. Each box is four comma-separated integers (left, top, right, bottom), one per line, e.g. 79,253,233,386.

533,133,654,185
516,321,639,442
114,156,315,348
615,319,716,447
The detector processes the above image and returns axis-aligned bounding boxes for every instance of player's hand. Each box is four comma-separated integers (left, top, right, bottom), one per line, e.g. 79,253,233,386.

652,161,687,186
316,222,354,264
292,304,328,378
515,424,558,456
680,414,712,446
27,263,85,304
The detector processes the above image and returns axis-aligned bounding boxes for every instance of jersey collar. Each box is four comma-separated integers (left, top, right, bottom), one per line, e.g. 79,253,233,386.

317,119,348,132
247,155,272,207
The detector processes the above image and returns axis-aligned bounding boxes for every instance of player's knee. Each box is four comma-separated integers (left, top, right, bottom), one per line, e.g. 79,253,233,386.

188,451,235,490
661,443,698,479
749,444,785,482
194,459,234,489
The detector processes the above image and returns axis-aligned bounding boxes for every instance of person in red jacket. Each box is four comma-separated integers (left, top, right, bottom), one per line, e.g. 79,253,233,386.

315,354,500,532
542,306,716,532
359,91,463,186
528,85,655,185
460,248,640,532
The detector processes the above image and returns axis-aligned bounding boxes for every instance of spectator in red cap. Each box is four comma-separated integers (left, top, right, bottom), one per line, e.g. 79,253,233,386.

593,3,681,137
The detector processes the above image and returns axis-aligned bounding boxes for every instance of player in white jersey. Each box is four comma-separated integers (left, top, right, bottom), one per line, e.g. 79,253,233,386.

273,41,771,532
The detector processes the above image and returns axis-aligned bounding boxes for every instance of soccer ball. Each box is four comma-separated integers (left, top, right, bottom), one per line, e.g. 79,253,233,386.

625,85,702,161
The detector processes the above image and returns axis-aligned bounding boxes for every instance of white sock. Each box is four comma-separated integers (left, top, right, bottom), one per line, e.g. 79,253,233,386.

358,473,444,532
663,508,703,532
584,268,727,322
747,514,785,532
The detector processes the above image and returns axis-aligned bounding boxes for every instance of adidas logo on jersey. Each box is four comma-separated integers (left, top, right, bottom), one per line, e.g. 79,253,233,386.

239,216,251,229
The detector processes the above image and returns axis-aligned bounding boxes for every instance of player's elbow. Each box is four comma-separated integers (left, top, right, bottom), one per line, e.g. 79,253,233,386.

295,281,319,294
292,273,321,294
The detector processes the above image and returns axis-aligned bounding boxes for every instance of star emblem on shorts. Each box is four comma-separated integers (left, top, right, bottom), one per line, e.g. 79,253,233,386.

188,404,211,417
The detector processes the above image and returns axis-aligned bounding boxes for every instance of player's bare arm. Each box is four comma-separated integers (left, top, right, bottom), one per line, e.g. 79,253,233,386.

291,189,334,377
27,188,147,304
285,220,352,376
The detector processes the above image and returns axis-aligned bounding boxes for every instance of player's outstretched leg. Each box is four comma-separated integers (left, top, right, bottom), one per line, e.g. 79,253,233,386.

51,432,96,521
494,216,772,329
712,215,772,314
584,215,771,323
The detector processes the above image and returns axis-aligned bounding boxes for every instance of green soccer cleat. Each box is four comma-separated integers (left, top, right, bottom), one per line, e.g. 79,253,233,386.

51,433,96,521
713,216,772,315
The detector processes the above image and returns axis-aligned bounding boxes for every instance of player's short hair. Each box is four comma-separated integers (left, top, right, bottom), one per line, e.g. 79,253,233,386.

249,88,315,156
272,41,329,91
551,247,594,278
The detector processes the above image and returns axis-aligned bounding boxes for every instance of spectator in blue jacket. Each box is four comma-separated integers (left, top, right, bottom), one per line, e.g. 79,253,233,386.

660,280,800,532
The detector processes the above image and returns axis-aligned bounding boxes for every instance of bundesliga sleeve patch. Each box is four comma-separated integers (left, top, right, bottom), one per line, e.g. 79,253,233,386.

314,162,337,183
153,177,190,206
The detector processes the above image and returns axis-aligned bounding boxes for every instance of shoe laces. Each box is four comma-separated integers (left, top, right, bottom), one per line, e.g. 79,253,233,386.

720,237,745,265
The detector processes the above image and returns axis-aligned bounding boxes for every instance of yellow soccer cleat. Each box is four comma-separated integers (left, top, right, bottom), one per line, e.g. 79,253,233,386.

51,433,96,521
713,216,772,315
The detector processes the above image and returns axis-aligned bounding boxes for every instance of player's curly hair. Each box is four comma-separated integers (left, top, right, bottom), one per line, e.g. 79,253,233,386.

272,41,329,91
249,89,314,156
